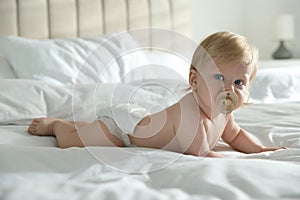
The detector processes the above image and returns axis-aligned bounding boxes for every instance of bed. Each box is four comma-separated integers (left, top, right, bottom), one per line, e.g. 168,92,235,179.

1,0,300,199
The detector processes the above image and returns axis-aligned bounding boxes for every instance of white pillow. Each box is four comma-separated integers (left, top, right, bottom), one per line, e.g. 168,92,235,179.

250,66,300,103
142,50,190,82
0,33,146,85
0,56,17,78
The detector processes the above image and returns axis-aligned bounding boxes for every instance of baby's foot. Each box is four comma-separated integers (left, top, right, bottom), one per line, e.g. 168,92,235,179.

27,118,58,136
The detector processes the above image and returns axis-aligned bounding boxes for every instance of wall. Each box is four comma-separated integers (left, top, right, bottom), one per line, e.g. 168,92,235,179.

190,0,300,59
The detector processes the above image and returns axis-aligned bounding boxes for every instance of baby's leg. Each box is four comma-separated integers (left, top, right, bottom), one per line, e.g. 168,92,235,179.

28,118,124,148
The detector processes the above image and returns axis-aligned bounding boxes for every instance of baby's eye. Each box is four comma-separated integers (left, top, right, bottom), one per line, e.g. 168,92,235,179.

234,79,244,86
215,74,224,81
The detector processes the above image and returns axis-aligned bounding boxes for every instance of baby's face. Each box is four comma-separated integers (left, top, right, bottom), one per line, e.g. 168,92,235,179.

191,60,251,116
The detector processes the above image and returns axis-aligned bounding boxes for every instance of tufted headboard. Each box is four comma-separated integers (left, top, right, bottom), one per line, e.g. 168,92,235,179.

0,0,191,39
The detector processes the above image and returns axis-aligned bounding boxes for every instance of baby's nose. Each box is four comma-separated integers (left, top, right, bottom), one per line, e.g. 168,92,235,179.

224,83,235,92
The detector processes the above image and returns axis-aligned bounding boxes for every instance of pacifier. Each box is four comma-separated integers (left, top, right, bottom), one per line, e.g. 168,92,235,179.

216,91,238,114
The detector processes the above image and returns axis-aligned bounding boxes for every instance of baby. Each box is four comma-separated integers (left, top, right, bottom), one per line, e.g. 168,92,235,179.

28,31,285,157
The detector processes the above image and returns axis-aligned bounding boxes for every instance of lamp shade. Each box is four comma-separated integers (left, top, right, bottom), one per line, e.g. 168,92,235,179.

276,14,295,40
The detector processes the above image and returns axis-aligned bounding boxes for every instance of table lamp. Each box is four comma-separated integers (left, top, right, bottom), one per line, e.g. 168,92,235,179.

272,14,295,59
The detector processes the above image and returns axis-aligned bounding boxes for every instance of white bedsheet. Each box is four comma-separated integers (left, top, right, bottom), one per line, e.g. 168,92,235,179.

1,79,300,199
1,142,300,200
2,31,300,199
1,100,300,200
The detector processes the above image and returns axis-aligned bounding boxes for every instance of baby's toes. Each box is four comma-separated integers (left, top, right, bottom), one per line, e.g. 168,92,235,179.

32,118,41,124
28,125,37,134
27,118,41,134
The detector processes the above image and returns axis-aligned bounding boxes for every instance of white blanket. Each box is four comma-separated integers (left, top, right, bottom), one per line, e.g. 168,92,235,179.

0,79,187,124
1,101,300,200
1,143,300,200
1,33,300,200
1,79,300,199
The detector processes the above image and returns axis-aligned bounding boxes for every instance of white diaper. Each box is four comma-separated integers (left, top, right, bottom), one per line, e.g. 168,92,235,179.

97,104,149,147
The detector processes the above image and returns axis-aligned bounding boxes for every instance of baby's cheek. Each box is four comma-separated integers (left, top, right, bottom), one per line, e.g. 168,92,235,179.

235,89,247,105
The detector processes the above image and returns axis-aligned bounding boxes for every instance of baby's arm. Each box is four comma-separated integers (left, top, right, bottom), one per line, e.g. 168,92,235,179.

224,128,263,153
222,115,284,153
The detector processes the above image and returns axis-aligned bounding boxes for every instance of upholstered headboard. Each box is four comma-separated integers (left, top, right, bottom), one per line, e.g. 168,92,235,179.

0,0,191,39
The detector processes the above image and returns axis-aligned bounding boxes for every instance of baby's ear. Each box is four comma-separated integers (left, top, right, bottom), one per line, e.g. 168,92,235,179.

189,68,198,90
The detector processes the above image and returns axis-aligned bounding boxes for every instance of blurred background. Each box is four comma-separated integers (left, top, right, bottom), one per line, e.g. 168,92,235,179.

190,0,299,59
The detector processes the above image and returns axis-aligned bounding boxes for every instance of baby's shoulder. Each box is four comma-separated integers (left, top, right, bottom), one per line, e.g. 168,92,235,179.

165,102,180,117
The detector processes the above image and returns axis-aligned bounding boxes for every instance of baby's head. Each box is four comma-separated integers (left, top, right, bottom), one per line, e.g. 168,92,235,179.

189,31,258,115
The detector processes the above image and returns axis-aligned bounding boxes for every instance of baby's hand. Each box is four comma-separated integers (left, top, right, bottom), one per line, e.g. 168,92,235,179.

260,146,287,152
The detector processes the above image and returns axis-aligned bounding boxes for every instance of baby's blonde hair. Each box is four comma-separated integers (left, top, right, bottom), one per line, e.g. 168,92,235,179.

191,31,259,82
